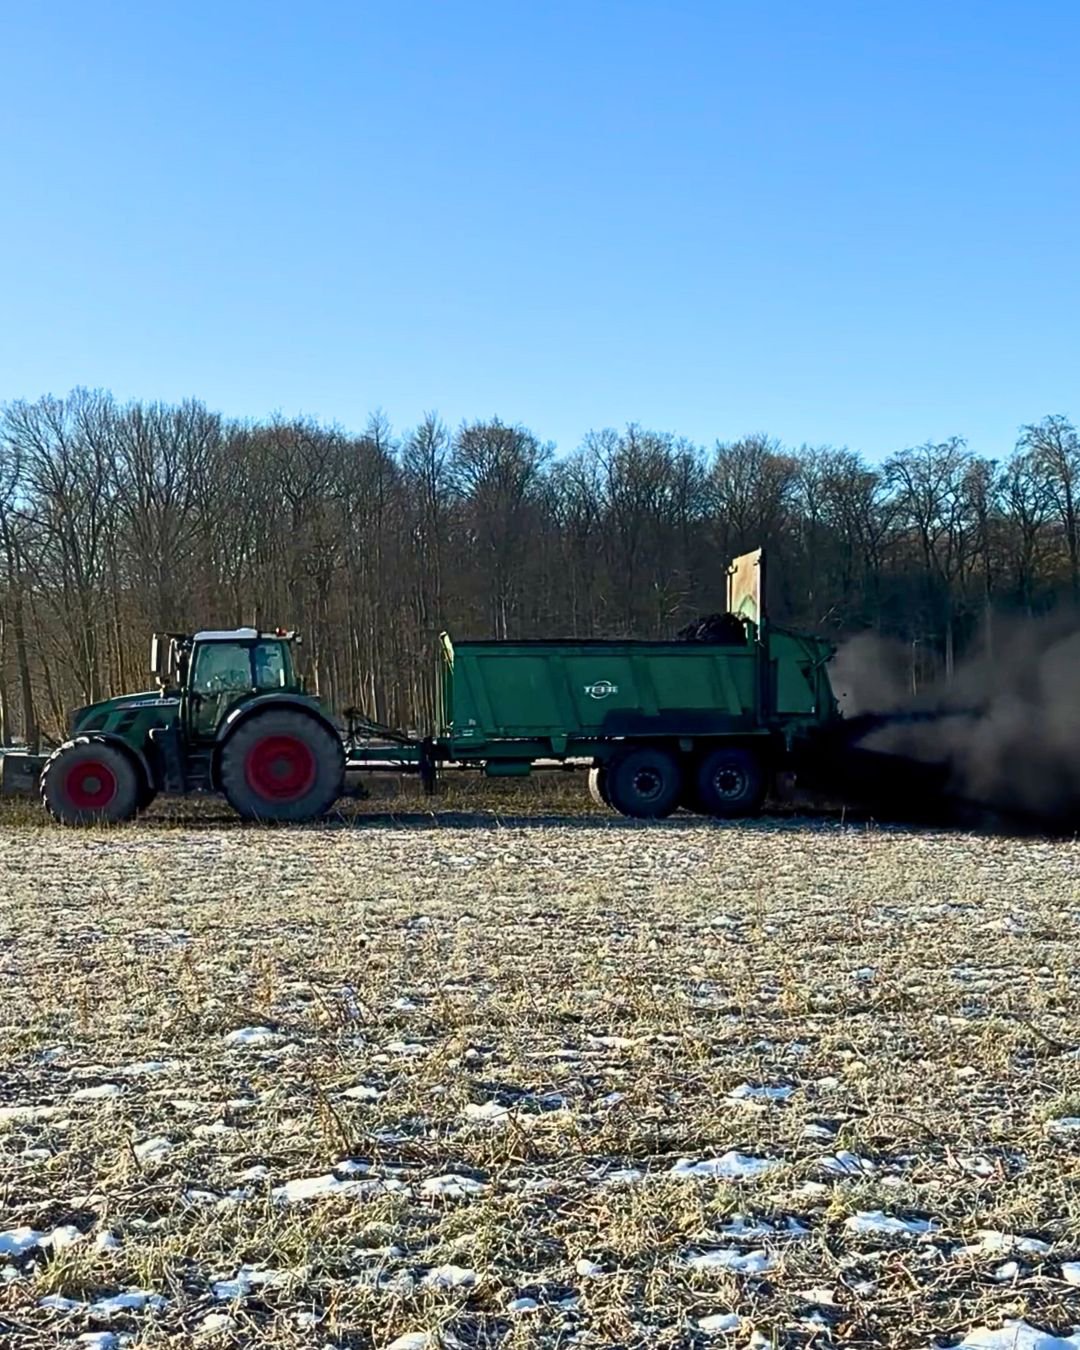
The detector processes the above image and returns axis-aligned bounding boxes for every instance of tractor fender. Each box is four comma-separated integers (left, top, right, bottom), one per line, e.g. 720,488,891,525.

211,695,343,791
215,693,343,743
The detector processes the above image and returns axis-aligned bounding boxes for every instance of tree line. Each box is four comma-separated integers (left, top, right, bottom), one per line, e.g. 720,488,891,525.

1,388,1077,747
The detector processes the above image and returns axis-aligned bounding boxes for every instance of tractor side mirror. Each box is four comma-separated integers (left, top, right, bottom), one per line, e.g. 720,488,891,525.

150,635,165,682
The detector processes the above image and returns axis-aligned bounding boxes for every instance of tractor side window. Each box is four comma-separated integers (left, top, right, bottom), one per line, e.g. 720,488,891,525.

253,642,287,690
191,643,252,694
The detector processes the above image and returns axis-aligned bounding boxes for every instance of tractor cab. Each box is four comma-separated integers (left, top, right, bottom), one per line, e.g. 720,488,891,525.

152,628,302,739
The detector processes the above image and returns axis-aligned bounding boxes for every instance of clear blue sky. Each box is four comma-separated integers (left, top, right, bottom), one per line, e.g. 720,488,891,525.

2,1,1077,462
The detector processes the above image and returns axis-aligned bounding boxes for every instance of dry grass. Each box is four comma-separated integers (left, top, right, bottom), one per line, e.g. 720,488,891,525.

2,789,1080,1348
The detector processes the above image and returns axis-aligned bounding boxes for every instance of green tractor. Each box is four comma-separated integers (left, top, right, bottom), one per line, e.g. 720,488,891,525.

6,628,346,825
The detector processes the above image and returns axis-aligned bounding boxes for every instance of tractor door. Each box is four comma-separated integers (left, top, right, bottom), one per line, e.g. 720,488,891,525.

187,641,255,740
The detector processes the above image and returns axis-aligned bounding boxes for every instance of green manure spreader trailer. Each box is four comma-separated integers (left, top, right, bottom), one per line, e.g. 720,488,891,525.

2,550,841,825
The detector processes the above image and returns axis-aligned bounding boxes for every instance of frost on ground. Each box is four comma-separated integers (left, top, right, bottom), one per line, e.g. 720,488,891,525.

1,809,1080,1348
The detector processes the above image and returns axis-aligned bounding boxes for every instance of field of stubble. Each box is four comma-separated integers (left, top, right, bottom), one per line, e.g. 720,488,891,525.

2,792,1080,1350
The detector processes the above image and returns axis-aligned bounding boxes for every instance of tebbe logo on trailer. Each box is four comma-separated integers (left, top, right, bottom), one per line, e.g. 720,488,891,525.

584,679,619,700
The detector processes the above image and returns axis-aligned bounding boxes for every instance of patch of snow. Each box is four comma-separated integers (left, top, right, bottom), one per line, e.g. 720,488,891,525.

1046,1117,1080,1135
40,1294,84,1311
386,1040,427,1056
387,1335,437,1350
576,1257,604,1277
0,1227,44,1257
272,1172,407,1204
698,1312,741,1333
820,1150,876,1177
592,1165,645,1186
194,1120,234,1138
41,1224,83,1250
197,1312,235,1334
953,1321,1080,1349
1062,1263,1080,1286
134,1136,173,1163
464,1100,513,1124
392,997,419,1011
800,1287,839,1305
716,1213,809,1240
116,1060,177,1076
670,1151,777,1181
992,1261,1021,1282
728,1083,794,1104
421,1264,477,1289
803,1122,836,1140
845,1211,937,1237
89,1288,168,1317
72,1083,123,1101
507,1296,540,1312
586,1034,636,1050
420,1173,489,1199
961,1231,1052,1257
224,1026,281,1047
0,1104,61,1125
236,1164,270,1181
956,1154,998,1177
687,1248,774,1275
95,1230,122,1252
78,1336,118,1350
213,1264,295,1299
344,1084,384,1101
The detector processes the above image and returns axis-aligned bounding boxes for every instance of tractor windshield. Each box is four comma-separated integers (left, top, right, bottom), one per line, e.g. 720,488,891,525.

191,642,251,694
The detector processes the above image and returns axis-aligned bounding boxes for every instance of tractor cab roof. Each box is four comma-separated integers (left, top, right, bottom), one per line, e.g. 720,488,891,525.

190,628,297,642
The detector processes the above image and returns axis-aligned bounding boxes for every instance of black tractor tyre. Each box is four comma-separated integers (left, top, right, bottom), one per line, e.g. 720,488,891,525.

695,746,767,818
220,710,344,823
604,745,683,819
41,738,141,826
587,764,611,809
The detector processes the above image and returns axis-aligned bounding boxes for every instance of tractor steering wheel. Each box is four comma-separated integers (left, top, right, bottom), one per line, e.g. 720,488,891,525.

203,673,240,694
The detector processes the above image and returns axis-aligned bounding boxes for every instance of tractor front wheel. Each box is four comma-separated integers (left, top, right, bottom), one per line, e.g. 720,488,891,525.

220,711,344,823
41,738,141,826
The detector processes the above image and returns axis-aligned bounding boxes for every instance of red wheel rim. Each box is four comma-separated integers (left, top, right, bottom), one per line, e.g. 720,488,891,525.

66,760,117,810
245,735,317,801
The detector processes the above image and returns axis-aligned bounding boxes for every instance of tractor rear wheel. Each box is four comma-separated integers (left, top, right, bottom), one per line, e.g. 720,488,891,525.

604,745,682,819
220,710,344,823
41,738,141,826
695,746,767,818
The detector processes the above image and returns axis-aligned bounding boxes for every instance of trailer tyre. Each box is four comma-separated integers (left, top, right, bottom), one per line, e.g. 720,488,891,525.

695,746,766,818
605,746,682,819
587,764,611,809
220,710,344,823
41,738,141,826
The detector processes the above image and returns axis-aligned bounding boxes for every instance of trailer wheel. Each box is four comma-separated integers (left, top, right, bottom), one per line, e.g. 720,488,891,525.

41,739,141,826
220,710,344,822
587,764,611,809
605,746,682,819
695,746,767,818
